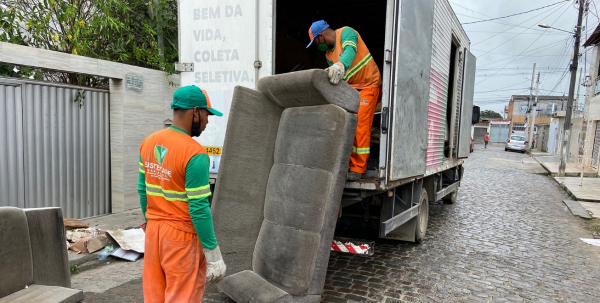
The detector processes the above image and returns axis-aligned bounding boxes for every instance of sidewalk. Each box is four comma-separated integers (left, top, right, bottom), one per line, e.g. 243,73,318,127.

554,177,600,202
69,209,146,292
530,151,598,177
530,151,600,204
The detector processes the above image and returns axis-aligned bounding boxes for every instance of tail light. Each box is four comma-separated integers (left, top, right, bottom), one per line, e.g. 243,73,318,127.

524,141,527,145
507,140,510,143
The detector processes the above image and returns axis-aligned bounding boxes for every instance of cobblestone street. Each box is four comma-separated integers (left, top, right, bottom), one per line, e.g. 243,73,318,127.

83,144,600,302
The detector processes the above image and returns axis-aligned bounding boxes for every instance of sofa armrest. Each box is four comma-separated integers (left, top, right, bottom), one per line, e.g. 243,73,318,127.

24,208,71,288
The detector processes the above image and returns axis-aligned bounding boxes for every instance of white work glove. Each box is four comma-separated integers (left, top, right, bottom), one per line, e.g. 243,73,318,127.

203,246,226,283
326,62,345,85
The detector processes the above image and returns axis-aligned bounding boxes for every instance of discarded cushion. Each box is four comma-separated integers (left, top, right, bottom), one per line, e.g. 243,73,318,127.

218,270,292,303
0,285,83,303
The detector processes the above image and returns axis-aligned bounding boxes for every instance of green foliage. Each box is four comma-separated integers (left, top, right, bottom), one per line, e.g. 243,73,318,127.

0,0,178,87
70,264,79,275
481,110,503,120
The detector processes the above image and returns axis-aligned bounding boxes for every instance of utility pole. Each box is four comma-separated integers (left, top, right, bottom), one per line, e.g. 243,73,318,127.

559,0,585,176
525,63,536,145
527,72,541,151
576,67,583,113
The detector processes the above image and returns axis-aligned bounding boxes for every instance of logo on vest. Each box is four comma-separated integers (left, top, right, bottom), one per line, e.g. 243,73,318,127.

154,145,168,165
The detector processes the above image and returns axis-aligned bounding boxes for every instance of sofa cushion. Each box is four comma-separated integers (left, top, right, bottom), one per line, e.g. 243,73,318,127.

253,220,320,295
0,284,83,303
274,105,348,172
219,270,291,303
0,207,33,298
264,163,332,232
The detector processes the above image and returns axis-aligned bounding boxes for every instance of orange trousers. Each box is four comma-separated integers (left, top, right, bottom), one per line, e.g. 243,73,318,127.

143,220,206,303
350,86,382,174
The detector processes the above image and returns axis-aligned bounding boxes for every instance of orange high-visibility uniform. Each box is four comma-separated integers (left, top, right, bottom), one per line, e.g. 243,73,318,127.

140,128,209,303
326,27,382,174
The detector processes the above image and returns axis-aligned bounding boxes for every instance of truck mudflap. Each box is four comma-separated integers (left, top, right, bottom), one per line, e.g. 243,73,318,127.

331,238,375,256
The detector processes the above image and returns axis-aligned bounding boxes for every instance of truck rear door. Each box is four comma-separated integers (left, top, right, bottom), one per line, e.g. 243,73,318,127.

178,0,274,175
457,50,476,158
385,0,435,182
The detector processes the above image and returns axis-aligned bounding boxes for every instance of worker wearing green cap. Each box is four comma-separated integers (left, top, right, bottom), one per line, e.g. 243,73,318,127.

138,85,225,302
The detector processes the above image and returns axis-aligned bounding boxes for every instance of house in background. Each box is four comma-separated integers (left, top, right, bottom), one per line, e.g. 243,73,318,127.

507,94,566,137
581,25,600,172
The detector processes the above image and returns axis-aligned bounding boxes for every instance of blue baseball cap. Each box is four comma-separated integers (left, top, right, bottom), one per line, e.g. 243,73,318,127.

307,20,330,48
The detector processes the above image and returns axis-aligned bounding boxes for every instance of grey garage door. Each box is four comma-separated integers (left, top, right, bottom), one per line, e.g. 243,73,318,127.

474,127,487,142
0,78,110,218
490,124,509,143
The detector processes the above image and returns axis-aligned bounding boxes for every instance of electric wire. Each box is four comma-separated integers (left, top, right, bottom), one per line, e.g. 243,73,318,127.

475,3,574,85
461,1,570,25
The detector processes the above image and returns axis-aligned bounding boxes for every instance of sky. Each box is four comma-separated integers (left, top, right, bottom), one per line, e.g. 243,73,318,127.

450,0,598,117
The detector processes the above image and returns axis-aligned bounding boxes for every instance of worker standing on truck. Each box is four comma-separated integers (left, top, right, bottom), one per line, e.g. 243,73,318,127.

138,85,226,303
307,20,382,181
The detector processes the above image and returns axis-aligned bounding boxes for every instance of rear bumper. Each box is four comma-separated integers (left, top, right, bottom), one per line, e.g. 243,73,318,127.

506,144,526,151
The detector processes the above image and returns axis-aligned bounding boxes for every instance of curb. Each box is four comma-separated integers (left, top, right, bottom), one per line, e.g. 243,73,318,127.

69,252,117,274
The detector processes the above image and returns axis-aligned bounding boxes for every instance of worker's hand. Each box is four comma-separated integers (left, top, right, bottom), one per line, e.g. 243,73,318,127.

203,246,226,283
327,62,345,85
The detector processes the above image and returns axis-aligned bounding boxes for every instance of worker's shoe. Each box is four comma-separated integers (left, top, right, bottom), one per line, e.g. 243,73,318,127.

347,172,363,181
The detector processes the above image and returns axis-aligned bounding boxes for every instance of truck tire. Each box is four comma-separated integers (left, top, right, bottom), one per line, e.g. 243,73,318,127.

442,189,457,204
415,188,429,243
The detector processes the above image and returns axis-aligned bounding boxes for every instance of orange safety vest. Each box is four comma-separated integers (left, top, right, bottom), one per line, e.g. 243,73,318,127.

140,127,207,234
326,27,382,90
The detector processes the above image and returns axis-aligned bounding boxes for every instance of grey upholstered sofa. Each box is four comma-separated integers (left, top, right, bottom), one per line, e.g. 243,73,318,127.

212,70,360,302
0,207,83,303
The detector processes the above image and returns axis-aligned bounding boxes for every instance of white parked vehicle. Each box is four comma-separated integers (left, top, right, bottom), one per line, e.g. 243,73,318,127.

505,135,527,153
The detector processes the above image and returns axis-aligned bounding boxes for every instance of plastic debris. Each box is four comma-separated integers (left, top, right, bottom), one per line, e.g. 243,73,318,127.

98,246,114,260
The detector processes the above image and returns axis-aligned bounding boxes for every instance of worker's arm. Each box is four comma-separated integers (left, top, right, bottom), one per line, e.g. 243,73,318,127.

338,27,358,70
186,153,225,283
185,153,218,250
137,154,148,222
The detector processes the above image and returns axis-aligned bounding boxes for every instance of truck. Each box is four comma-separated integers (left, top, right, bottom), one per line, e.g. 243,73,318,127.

177,0,477,245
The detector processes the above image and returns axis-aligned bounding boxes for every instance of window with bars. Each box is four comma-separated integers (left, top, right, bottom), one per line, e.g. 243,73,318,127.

512,123,525,132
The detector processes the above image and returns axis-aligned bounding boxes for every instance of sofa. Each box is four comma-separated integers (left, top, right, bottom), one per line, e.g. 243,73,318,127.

212,69,360,302
0,207,83,303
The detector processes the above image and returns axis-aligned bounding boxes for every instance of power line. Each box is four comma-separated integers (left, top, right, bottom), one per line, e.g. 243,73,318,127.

461,1,569,25
475,3,574,85
477,2,571,58
466,30,566,35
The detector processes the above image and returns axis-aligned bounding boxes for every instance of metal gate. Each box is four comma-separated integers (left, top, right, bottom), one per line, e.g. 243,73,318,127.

489,124,509,143
473,127,487,142
0,78,110,218
593,122,600,168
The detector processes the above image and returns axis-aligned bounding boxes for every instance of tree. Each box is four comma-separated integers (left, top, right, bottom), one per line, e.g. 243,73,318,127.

0,0,178,88
480,110,503,120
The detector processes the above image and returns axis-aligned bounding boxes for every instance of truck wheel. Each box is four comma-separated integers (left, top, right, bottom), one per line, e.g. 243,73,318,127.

415,188,429,243
442,189,457,204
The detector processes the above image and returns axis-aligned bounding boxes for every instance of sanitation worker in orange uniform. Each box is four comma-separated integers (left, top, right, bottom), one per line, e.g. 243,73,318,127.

138,85,226,303
307,20,382,181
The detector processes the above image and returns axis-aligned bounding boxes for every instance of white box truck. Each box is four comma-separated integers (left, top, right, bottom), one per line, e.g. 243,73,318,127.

177,0,477,244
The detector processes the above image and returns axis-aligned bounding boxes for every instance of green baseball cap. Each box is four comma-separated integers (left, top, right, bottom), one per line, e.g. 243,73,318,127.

170,85,223,116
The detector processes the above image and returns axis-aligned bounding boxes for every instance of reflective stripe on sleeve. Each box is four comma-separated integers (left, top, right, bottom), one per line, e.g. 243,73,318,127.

342,41,357,50
186,184,212,199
